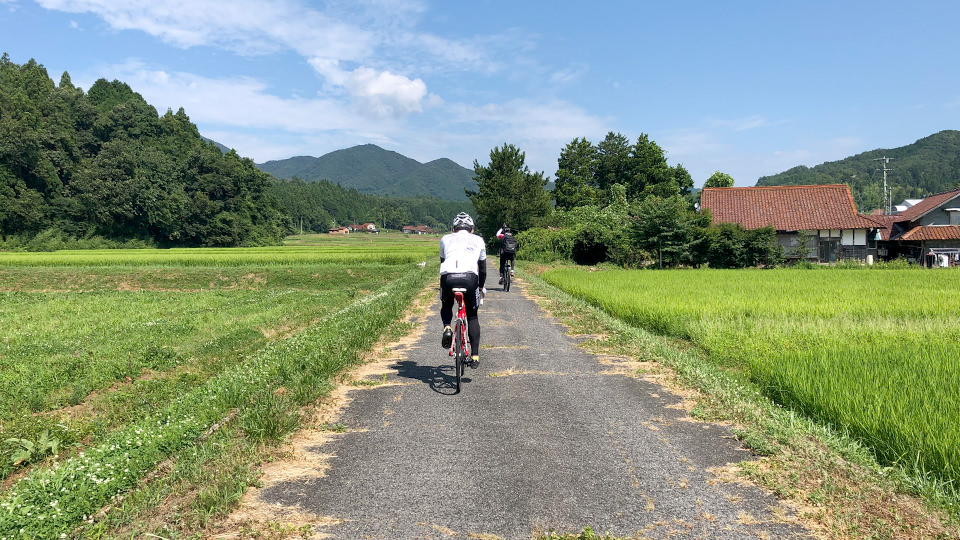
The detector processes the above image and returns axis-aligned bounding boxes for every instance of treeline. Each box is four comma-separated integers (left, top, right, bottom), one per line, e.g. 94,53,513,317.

0,54,469,250
470,135,782,269
0,54,290,248
269,177,472,233
756,130,960,211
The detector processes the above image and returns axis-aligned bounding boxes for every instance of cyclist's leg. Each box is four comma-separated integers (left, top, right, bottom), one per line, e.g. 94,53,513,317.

463,275,481,359
508,253,516,274
440,274,456,326
439,273,455,347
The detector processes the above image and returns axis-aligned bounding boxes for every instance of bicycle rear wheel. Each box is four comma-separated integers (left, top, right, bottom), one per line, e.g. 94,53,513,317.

453,318,465,393
504,265,511,292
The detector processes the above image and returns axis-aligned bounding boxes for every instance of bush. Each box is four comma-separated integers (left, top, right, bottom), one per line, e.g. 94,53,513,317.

516,227,575,262
0,228,156,251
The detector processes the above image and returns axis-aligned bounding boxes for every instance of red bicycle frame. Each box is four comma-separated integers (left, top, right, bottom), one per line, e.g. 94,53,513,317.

450,290,470,358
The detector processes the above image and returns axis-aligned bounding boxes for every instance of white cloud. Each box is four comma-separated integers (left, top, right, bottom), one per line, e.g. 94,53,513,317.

36,0,377,59
80,61,368,132
309,58,427,118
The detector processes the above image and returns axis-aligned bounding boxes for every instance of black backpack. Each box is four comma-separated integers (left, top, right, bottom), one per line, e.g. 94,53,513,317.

501,233,517,254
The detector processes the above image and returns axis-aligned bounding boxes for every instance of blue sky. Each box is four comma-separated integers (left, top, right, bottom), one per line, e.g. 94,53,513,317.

3,0,959,187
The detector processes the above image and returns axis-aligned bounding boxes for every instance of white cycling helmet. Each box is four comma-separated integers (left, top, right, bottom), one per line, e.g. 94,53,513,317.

452,212,474,231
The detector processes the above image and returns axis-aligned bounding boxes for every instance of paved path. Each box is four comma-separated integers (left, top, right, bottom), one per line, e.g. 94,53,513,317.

260,276,812,539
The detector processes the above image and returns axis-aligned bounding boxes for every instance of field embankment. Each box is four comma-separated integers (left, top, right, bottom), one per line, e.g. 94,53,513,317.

0,234,437,538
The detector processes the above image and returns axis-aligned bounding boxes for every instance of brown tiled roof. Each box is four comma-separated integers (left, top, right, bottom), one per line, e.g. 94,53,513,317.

898,225,960,241
701,185,880,231
896,189,960,222
864,213,899,240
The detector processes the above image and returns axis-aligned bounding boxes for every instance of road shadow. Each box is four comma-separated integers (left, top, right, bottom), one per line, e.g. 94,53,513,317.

394,359,472,395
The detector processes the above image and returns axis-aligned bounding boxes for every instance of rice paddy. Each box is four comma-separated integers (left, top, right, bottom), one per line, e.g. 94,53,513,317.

542,266,960,487
0,232,437,538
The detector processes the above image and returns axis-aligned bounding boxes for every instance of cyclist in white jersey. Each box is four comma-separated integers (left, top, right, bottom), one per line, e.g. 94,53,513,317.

439,212,487,367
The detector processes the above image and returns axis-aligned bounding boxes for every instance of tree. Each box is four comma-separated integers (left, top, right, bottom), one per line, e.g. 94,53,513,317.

594,132,632,195
704,171,735,188
630,195,711,268
627,133,673,201
553,137,598,210
467,144,552,243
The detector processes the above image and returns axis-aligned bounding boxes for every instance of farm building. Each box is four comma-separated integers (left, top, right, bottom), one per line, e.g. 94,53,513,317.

402,225,434,235
873,188,960,264
700,184,882,263
328,226,350,235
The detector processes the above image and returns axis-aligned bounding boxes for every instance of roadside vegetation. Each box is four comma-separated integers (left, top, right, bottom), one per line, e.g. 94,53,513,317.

0,234,436,539
526,262,960,539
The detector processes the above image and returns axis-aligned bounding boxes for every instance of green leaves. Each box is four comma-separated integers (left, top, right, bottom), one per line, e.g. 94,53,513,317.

0,57,287,247
4,430,60,466
468,143,552,242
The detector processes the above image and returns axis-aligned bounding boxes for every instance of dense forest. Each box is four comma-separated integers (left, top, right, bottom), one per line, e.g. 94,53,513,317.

0,54,289,248
269,178,472,233
0,55,468,249
756,130,960,211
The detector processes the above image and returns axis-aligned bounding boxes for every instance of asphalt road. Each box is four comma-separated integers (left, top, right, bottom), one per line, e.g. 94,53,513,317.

260,276,813,539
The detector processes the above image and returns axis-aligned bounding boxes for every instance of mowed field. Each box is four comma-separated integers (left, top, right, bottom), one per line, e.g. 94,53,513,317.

0,233,437,538
542,266,960,490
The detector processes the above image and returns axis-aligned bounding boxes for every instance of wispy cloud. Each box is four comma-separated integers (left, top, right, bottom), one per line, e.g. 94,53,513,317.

550,63,589,85
79,61,374,133
33,0,500,119
705,115,783,132
36,0,376,58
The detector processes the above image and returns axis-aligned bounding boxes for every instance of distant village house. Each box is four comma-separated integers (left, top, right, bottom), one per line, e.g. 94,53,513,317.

402,225,434,235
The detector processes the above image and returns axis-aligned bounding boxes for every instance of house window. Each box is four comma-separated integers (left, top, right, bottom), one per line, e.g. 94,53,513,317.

947,209,960,225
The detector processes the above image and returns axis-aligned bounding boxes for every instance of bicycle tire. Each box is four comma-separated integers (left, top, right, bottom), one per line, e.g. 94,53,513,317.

453,318,465,393
504,264,511,292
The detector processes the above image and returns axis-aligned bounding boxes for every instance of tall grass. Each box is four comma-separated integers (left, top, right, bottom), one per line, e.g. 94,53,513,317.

542,266,960,487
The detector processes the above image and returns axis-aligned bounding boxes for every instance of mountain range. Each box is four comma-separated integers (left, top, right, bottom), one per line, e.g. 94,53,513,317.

756,130,960,211
257,144,476,202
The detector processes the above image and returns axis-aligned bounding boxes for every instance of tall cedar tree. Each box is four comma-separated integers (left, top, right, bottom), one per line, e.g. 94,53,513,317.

467,144,552,243
552,131,692,208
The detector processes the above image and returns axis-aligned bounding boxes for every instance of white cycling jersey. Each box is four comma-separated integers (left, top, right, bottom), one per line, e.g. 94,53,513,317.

439,230,486,275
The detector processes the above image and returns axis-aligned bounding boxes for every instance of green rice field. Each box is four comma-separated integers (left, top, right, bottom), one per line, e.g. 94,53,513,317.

0,233,437,538
542,266,960,487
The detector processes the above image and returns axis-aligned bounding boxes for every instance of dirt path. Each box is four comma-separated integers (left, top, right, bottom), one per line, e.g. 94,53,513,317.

217,276,813,539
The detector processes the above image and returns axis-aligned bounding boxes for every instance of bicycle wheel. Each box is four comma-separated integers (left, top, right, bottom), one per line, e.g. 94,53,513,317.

453,318,465,392
504,265,511,292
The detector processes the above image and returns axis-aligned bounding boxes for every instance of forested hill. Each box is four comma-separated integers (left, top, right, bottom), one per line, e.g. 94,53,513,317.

756,130,960,211
258,144,476,201
0,54,288,247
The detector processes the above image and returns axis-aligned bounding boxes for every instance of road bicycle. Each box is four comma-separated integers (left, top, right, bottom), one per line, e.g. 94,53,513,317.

449,287,471,393
502,261,512,292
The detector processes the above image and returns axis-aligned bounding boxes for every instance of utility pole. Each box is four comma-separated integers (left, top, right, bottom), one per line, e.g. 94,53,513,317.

874,157,894,214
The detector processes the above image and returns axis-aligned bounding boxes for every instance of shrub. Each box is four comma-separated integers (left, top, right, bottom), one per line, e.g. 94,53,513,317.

516,227,575,262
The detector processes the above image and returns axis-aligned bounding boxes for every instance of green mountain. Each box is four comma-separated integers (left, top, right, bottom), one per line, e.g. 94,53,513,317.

756,130,960,212
257,144,476,201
